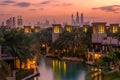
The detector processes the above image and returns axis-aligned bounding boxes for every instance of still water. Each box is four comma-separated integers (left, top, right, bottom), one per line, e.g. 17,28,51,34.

36,59,90,80
33,59,102,80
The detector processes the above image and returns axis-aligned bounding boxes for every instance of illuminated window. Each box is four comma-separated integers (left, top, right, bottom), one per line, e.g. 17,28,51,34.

35,28,39,32
24,28,29,33
98,25,104,34
66,27,71,32
54,26,60,33
84,27,87,32
93,27,96,34
112,26,118,33
24,26,31,33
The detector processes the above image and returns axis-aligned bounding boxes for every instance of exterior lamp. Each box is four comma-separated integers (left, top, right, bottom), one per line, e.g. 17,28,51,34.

33,60,36,64
42,44,46,48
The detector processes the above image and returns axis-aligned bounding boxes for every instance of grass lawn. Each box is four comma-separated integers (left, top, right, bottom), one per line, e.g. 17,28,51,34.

16,69,34,80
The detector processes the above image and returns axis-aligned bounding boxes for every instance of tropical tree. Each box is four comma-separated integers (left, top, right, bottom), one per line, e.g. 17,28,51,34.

0,27,11,80
83,27,93,47
31,28,52,56
0,60,11,80
1,28,34,68
51,28,87,58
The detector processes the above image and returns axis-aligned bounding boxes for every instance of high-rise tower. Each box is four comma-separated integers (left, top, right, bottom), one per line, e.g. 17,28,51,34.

13,17,16,28
17,16,23,28
1,22,4,26
76,12,79,24
71,14,75,25
81,13,84,27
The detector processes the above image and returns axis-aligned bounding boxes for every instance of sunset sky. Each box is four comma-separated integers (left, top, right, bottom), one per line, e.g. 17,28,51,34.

1,0,120,24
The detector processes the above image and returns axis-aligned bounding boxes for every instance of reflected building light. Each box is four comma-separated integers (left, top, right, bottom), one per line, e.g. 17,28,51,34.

55,60,59,71
63,62,66,76
52,60,55,71
59,61,61,72
94,76,98,80
95,68,98,71
55,73,61,80
99,74,102,80
99,69,102,72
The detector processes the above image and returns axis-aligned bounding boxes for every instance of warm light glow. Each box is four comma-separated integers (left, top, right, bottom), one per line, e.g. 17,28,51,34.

42,44,46,48
112,26,118,33
27,59,36,69
34,28,39,32
63,62,66,75
93,27,96,34
24,26,31,33
94,54,101,59
98,25,104,34
56,60,58,68
59,61,61,71
55,50,58,52
84,27,87,32
63,49,66,52
33,61,36,64
16,58,20,68
54,26,60,33
24,28,29,33
66,27,71,32
90,67,102,80
52,60,55,71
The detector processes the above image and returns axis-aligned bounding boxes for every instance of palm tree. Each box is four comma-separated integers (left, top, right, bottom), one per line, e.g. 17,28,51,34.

0,60,11,80
31,28,52,56
0,28,11,80
51,28,87,58
1,29,34,68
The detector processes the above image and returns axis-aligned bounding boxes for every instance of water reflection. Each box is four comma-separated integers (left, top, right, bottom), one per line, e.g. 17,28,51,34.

77,71,86,80
31,59,103,80
38,60,54,80
89,66,103,80
37,59,88,80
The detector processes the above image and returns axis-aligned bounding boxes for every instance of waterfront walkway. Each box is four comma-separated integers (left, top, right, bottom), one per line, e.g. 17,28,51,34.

21,73,40,80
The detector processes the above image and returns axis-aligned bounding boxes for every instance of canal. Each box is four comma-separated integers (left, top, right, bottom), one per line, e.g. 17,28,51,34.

33,58,102,80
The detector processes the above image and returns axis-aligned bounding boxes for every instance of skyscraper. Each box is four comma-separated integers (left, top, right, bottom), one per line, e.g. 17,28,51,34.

1,21,4,27
45,19,49,25
37,21,40,26
6,19,10,28
71,14,75,25
76,12,79,24
13,17,16,28
17,16,23,28
80,13,84,27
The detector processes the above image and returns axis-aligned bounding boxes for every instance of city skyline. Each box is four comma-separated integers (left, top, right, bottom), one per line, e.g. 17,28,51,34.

1,0,120,24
